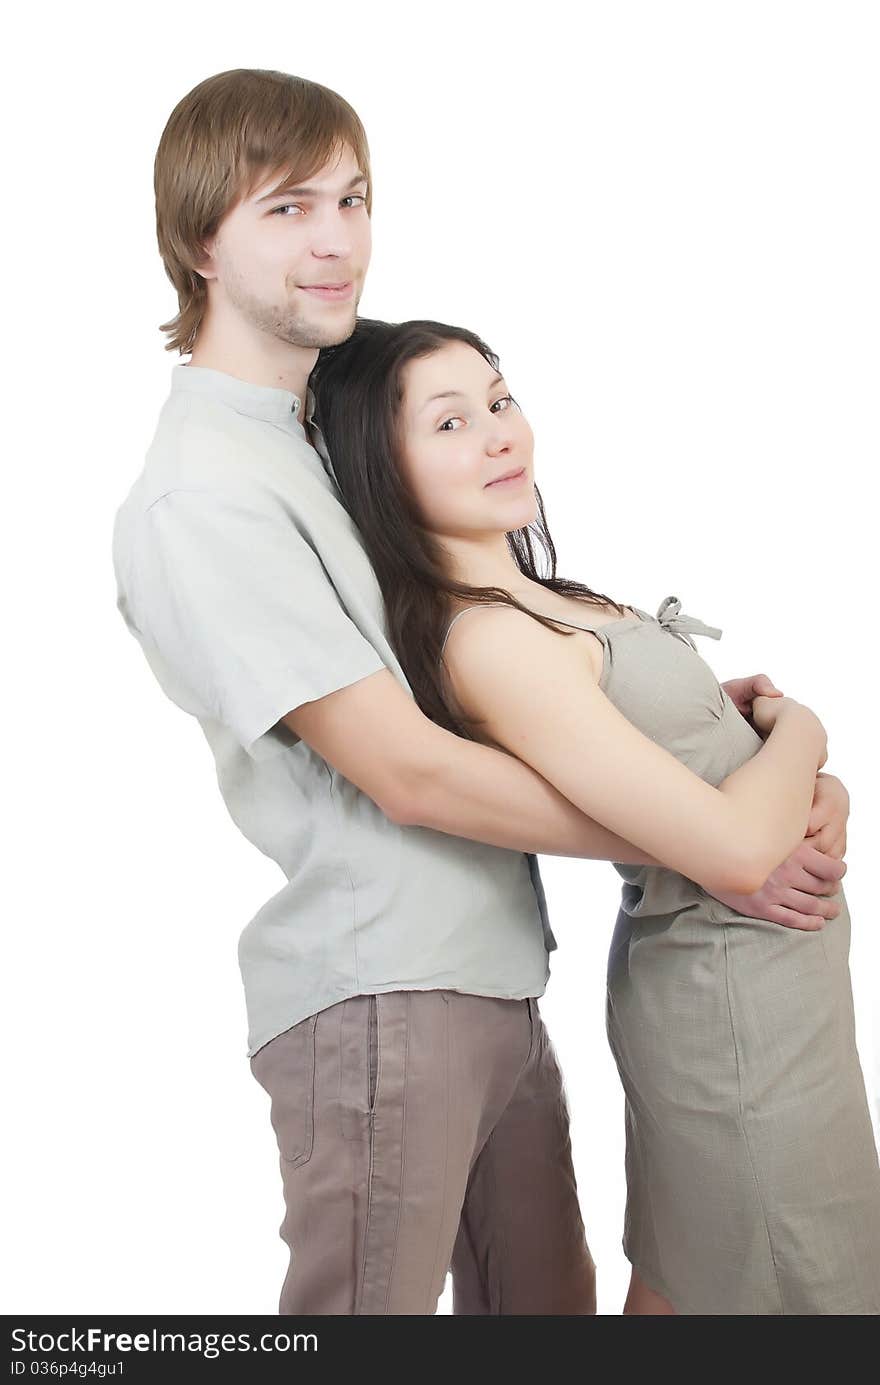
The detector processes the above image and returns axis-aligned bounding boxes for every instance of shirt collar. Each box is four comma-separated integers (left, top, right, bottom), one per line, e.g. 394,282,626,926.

171,365,340,485
303,386,340,484
172,363,306,428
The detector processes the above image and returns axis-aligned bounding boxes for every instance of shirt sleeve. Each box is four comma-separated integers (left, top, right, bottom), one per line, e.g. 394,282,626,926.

130,487,387,755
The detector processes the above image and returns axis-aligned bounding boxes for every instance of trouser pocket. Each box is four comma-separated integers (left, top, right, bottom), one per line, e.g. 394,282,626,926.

249,1013,318,1167
367,994,378,1113
340,993,380,1141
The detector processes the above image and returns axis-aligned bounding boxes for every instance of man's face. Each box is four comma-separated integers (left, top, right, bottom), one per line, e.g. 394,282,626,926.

198,143,372,349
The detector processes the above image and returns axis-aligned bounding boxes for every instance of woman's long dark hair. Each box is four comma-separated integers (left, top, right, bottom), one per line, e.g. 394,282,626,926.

310,318,626,738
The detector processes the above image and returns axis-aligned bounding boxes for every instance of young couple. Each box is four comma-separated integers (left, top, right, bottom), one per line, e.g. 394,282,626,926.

112,68,880,1315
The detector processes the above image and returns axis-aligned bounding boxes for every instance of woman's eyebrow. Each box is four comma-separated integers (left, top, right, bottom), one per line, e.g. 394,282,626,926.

420,373,505,411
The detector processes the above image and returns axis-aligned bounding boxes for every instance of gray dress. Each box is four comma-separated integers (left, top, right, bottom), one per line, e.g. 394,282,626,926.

441,594,880,1314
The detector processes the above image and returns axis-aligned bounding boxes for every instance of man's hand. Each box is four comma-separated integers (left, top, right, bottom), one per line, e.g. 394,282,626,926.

712,841,846,931
721,672,783,720
713,672,850,929
805,772,849,859
712,773,850,931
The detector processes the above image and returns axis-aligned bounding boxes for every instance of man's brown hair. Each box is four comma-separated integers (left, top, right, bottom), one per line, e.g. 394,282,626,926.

154,69,372,355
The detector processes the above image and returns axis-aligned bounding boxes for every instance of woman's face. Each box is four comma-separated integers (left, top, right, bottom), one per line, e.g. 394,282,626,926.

397,341,537,539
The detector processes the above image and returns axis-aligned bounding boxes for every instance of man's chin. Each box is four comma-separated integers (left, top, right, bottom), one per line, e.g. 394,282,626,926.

300,306,359,350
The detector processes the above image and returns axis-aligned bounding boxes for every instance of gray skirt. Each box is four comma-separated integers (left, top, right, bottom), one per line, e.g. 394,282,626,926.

606,888,880,1314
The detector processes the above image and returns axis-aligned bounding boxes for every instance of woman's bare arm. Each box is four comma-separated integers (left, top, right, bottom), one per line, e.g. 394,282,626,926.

432,606,826,896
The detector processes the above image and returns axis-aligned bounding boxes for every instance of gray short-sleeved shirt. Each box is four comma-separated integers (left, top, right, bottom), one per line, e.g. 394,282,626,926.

112,365,554,1056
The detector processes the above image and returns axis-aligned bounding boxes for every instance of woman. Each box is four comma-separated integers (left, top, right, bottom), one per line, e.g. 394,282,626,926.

309,318,880,1314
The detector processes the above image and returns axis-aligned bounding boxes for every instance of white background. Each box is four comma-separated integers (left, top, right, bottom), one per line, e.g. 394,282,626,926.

3,0,878,1315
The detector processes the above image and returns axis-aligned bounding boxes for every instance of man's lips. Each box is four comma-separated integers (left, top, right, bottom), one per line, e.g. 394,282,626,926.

485,467,527,488
298,281,354,300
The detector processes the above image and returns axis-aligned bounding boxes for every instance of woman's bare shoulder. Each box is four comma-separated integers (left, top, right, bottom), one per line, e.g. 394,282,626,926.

441,602,602,718
443,600,575,656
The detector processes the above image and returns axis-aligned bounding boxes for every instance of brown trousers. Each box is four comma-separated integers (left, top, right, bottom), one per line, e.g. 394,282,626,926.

249,989,596,1314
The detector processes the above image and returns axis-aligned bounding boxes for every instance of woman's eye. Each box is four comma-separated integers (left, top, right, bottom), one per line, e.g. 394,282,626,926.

438,395,513,432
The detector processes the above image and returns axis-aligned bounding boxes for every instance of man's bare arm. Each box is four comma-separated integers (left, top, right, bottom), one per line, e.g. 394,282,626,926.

285,666,846,927
284,667,656,863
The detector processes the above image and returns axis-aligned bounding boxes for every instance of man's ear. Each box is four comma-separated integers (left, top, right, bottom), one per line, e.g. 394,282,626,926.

192,238,217,282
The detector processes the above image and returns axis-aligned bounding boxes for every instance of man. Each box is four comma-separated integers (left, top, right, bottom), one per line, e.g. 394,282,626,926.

112,68,849,1315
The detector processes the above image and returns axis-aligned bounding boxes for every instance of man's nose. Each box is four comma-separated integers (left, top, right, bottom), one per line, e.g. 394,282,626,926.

307,207,355,259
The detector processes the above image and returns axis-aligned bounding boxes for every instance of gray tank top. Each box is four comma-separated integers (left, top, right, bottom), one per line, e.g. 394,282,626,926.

439,595,765,920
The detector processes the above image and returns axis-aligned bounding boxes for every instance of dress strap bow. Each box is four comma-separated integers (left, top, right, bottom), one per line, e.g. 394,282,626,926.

655,595,722,650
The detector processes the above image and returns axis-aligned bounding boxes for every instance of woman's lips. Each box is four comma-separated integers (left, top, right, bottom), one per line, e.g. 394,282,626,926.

485,467,527,488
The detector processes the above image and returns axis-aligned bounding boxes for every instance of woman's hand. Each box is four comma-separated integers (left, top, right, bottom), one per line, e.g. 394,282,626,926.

721,672,783,720
751,693,826,755
750,692,789,734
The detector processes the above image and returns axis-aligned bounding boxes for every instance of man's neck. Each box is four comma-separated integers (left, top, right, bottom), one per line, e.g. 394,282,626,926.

188,323,318,415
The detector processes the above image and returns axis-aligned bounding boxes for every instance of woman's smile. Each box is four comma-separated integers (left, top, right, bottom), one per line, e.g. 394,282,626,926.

484,466,527,489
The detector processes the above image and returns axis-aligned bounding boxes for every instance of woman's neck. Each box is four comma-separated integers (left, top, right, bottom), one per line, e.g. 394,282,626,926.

440,533,537,598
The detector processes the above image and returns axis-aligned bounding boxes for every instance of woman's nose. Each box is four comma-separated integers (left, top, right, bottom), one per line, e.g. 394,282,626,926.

486,430,514,457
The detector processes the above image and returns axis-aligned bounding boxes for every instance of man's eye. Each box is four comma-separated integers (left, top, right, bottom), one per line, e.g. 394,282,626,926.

270,204,303,216
341,194,367,208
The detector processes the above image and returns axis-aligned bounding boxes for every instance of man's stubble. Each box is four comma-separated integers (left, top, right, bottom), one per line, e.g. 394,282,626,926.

223,263,363,351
